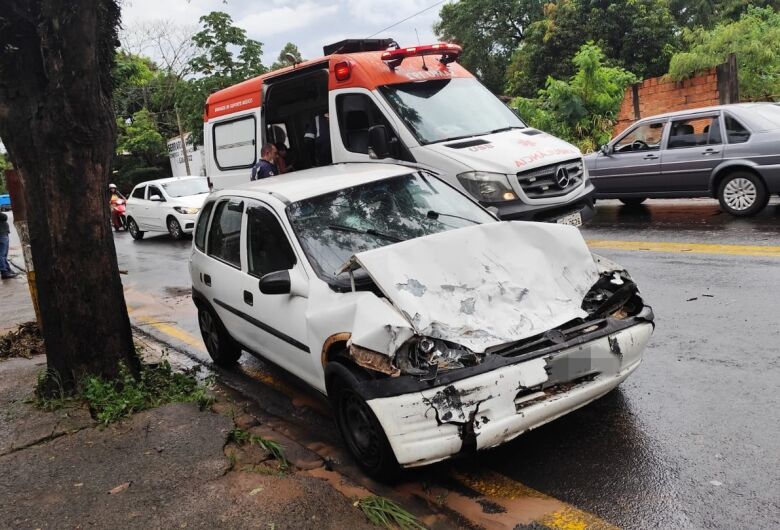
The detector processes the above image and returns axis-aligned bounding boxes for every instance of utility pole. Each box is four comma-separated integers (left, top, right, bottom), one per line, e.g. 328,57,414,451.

175,106,192,175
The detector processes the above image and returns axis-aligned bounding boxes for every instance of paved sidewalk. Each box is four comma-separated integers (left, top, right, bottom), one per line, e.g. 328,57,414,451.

0,353,378,530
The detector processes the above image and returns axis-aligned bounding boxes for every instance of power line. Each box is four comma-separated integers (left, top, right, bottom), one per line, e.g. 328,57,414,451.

366,0,448,39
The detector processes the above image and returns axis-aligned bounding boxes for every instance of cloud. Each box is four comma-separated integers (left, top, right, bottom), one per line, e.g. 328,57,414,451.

236,2,339,38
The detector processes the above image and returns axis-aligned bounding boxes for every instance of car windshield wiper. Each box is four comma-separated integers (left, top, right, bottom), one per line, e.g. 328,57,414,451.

427,210,481,225
327,224,402,243
488,126,526,134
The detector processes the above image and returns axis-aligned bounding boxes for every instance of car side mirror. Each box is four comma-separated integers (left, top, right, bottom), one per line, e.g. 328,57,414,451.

600,144,611,156
368,125,390,159
150,194,163,202
259,269,308,297
259,270,290,295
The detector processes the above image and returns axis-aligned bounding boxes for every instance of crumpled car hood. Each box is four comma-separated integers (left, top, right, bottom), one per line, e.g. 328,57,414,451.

341,221,601,353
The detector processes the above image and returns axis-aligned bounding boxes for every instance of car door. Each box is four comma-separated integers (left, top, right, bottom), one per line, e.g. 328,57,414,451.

236,200,315,382
591,120,667,194
661,113,724,192
128,185,147,227
146,184,167,230
198,198,249,340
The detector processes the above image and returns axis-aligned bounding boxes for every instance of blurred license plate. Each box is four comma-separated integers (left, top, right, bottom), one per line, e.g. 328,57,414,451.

557,212,582,226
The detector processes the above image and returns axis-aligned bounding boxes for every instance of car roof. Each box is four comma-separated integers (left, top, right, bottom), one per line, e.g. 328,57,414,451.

637,103,773,121
218,163,419,203
134,176,205,188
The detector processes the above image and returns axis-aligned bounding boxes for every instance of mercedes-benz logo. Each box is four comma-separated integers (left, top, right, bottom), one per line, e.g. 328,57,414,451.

555,166,570,189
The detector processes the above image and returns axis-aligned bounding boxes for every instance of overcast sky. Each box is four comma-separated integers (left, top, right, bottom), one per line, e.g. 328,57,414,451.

119,0,447,66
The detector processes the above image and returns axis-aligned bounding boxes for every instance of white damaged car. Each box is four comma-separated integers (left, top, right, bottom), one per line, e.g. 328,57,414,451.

189,163,654,477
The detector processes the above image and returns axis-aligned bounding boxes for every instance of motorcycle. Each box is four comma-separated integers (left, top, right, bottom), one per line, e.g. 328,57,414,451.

111,198,127,231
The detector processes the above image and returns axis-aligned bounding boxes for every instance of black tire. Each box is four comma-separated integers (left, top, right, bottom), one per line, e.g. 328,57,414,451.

717,171,768,217
167,217,184,240
197,305,242,366
619,198,646,206
325,361,399,479
127,218,145,240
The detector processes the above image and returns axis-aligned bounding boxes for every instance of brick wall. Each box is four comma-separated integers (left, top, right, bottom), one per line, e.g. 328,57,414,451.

613,69,720,136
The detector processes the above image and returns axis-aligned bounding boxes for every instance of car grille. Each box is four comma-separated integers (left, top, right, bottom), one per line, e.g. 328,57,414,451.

516,158,584,198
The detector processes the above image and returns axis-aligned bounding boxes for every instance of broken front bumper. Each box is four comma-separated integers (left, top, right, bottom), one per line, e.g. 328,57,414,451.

366,320,653,468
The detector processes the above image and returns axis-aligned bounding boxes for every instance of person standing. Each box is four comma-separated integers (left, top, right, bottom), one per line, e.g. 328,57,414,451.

0,211,18,279
251,143,278,180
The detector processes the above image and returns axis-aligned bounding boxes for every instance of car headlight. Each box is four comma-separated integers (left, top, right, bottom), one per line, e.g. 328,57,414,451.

456,171,517,202
173,206,200,215
395,336,481,375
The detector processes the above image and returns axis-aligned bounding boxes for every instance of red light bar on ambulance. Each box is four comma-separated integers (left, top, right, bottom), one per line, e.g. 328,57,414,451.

381,43,463,69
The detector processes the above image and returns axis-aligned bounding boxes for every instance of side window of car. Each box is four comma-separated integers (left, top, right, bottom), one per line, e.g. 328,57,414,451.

207,199,244,268
131,186,146,199
194,201,215,252
148,186,164,201
725,114,750,144
246,206,296,277
667,116,721,149
335,93,412,161
614,122,665,153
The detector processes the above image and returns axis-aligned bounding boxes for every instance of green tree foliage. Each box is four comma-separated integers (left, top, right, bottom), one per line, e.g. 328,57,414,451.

434,0,546,93
512,44,637,153
0,152,9,193
668,6,780,100
271,42,304,71
116,108,166,166
506,0,676,97
180,11,266,143
669,0,780,28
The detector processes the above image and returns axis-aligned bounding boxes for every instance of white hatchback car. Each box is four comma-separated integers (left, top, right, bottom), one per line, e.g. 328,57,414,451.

126,176,210,240
189,163,654,477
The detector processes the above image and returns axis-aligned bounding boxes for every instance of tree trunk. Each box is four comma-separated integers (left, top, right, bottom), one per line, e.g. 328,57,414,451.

0,0,139,391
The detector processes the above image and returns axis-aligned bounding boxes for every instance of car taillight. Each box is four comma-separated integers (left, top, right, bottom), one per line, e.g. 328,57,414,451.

381,43,463,69
334,61,351,81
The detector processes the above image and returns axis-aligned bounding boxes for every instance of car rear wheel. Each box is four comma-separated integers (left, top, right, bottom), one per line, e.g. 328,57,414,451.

717,171,768,217
325,361,399,479
620,198,646,206
167,217,184,240
127,218,144,240
197,306,241,366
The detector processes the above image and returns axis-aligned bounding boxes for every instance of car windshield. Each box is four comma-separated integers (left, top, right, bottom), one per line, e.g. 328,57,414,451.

161,178,210,198
287,171,496,288
379,78,526,145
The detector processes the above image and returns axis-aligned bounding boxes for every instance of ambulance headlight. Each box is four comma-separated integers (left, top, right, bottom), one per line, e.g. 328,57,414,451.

456,172,517,202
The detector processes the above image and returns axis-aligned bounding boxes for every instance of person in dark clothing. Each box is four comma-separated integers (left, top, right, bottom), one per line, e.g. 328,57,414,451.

0,211,18,279
251,143,278,180
304,113,332,166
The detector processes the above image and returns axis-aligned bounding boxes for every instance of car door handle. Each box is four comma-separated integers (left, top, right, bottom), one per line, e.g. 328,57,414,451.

243,290,253,306
643,154,659,160
203,274,211,286
702,148,720,155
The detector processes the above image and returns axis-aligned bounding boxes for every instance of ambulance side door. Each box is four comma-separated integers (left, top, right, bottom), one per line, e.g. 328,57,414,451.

329,89,415,165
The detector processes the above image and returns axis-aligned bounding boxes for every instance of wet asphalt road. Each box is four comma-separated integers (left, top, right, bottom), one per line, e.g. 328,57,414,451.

114,197,780,529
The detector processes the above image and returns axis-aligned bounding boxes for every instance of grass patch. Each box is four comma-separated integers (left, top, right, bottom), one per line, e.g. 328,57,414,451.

356,496,426,530
228,427,289,470
81,361,214,425
33,368,74,411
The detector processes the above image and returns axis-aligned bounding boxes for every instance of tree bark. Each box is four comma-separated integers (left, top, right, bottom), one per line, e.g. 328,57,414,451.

0,0,139,391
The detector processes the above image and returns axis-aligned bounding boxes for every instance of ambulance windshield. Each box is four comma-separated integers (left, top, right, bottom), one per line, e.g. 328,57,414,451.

379,78,525,145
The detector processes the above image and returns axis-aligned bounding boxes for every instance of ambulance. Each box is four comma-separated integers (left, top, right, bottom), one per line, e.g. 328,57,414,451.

203,39,596,225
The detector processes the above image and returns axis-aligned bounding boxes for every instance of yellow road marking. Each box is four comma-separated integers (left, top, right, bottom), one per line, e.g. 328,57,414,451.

587,239,780,258
129,310,204,350
453,468,619,530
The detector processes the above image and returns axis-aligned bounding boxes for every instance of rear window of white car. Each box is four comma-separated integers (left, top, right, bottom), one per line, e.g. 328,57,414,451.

207,199,243,267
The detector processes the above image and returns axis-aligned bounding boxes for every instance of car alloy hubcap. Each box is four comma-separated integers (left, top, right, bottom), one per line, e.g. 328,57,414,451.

199,310,219,354
129,221,137,236
723,178,757,211
169,219,181,237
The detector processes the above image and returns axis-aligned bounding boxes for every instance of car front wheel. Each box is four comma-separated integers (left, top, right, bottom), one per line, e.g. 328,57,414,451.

167,217,184,240
326,361,398,479
718,172,768,216
127,218,144,240
197,306,241,366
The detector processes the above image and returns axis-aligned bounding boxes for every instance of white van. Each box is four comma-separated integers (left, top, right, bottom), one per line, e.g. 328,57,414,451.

203,39,596,225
